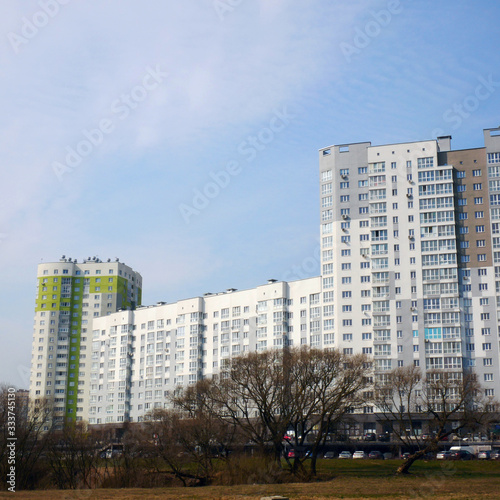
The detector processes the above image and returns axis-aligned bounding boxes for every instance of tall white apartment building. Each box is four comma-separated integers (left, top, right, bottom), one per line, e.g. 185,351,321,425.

89,277,321,424
30,256,142,427
34,127,500,427
319,127,500,407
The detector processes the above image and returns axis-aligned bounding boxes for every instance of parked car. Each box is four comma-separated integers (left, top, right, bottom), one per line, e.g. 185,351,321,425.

490,450,500,460
436,451,451,460
368,451,383,459
338,451,352,459
287,449,296,458
363,433,376,441
401,452,411,460
450,450,475,460
353,451,368,459
477,450,491,460
383,452,393,460
378,433,390,442
323,451,335,459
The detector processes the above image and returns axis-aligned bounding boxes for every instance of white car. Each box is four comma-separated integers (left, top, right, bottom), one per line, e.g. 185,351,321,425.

353,451,367,459
338,451,352,459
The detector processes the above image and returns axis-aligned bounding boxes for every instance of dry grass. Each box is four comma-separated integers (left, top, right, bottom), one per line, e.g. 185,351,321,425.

3,475,500,500
4,460,500,499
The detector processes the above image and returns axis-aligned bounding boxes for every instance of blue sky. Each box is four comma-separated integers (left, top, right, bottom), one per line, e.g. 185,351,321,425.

1,0,499,387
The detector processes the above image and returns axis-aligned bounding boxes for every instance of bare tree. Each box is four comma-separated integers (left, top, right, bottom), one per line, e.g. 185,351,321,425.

172,379,239,458
286,349,368,475
212,349,295,464
45,421,101,489
374,366,496,474
0,386,53,490
144,408,221,486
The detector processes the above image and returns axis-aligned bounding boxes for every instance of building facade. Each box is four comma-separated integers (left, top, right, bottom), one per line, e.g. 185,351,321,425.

29,256,142,427
32,127,500,427
319,127,500,408
89,277,321,424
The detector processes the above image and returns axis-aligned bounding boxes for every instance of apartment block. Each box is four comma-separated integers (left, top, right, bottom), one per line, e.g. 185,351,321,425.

33,127,500,427
319,127,500,408
89,277,321,424
29,256,142,427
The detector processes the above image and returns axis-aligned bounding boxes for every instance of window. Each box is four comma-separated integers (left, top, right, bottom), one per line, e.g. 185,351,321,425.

321,170,332,181
340,195,350,202
488,153,500,164
473,169,482,177
475,197,483,204
476,225,485,233
475,211,484,218
473,183,482,190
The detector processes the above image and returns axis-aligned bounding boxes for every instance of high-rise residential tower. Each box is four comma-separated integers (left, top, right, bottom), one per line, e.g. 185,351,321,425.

29,256,142,428
319,127,500,410
30,127,500,430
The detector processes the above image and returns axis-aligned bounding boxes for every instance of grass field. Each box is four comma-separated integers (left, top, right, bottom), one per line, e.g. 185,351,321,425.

3,459,500,499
